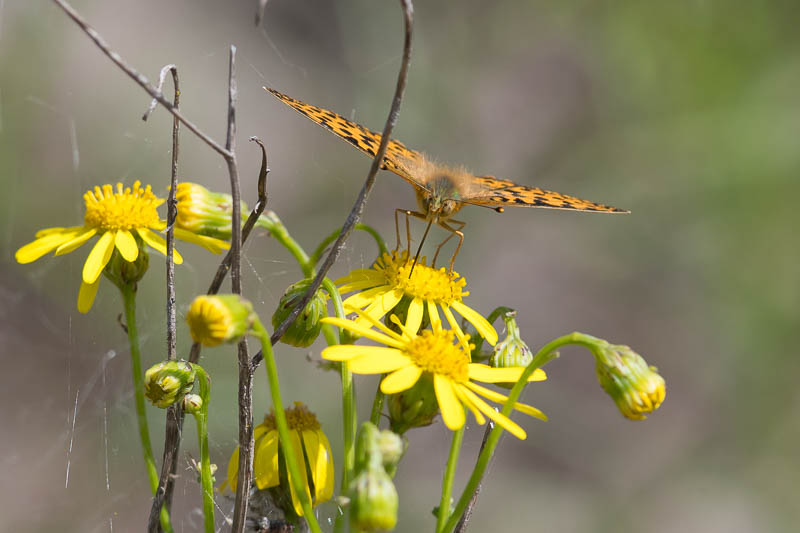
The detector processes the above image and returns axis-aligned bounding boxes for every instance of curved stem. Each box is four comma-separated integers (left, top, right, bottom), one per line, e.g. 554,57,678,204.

436,421,465,533
191,366,214,533
256,212,313,277
309,223,388,268
442,333,591,533
121,284,173,533
251,319,322,533
472,306,515,358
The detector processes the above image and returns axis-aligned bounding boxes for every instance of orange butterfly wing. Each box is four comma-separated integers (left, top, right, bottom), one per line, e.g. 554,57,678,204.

467,176,628,213
266,87,426,190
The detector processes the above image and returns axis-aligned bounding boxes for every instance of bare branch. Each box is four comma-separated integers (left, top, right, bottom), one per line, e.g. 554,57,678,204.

250,0,414,371
255,0,269,26
51,0,231,159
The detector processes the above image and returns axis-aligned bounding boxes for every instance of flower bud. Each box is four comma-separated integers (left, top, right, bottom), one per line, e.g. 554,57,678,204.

144,360,196,408
490,311,532,388
182,393,203,413
388,374,440,435
349,466,398,532
104,245,150,289
187,294,255,347
376,430,405,473
175,182,247,240
594,343,666,420
272,279,327,348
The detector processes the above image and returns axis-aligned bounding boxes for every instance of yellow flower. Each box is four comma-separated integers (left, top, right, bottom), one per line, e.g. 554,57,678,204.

15,181,229,313
175,182,246,239
322,313,548,440
337,250,498,350
223,402,334,516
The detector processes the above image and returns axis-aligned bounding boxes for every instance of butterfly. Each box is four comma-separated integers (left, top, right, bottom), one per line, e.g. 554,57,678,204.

266,86,628,270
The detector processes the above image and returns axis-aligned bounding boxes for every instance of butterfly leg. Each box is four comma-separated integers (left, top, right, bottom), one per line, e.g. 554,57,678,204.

433,219,466,272
394,208,417,253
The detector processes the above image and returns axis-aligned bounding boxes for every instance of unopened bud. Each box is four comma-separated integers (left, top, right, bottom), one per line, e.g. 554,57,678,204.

490,311,533,388
594,343,666,420
349,466,398,532
175,182,246,240
182,393,203,413
144,360,196,408
186,294,255,347
272,279,327,348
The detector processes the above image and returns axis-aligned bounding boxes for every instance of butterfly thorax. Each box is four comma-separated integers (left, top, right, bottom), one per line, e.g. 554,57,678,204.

416,174,464,221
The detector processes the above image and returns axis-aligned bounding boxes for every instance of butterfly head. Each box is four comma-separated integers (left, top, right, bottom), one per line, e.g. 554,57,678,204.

416,175,463,222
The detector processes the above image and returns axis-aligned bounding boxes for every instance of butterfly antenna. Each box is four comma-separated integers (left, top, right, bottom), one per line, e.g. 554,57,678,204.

409,218,434,278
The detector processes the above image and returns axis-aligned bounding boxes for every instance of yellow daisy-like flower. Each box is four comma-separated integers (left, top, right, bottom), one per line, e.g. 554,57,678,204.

322,313,548,440
15,181,229,313
337,250,498,350
223,402,334,516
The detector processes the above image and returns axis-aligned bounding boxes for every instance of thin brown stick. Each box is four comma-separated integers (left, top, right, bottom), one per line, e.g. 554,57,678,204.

454,421,494,533
250,0,414,371
153,138,270,529
51,0,231,159
144,64,181,363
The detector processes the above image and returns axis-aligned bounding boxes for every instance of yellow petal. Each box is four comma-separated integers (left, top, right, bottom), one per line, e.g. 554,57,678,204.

454,386,486,425
77,279,100,314
335,268,384,288
174,227,230,254
137,228,183,264
55,229,98,256
427,300,442,332
35,225,84,238
353,289,402,329
82,231,115,283
451,300,498,346
456,385,526,440
321,345,403,362
348,351,411,374
225,446,240,493
434,374,465,431
467,364,546,383
114,229,139,262
342,286,391,311
287,430,311,516
463,381,547,421
404,297,424,334
254,430,280,490
303,429,334,503
442,304,470,352
380,365,423,394
321,317,404,348
15,228,83,263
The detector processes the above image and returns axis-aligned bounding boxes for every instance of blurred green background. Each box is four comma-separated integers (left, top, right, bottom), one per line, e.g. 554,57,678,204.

2,1,798,531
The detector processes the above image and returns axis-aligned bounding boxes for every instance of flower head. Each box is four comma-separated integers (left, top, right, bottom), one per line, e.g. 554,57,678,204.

144,360,196,408
594,343,666,420
337,251,498,350
223,402,334,516
186,295,255,347
272,279,327,347
175,182,247,239
322,313,548,440
15,181,229,313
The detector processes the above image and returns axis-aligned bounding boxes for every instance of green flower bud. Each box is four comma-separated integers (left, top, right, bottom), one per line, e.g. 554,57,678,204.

175,182,247,240
349,466,398,532
182,393,203,413
144,360,196,408
593,342,666,420
489,311,533,389
376,429,405,474
186,294,255,347
272,279,327,348
388,374,440,435
104,244,150,289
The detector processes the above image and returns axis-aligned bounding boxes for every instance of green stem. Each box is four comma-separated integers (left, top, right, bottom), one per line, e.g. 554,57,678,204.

256,212,314,277
441,333,593,533
252,319,323,533
368,378,386,427
190,366,214,533
436,421,465,533
120,284,173,533
322,278,357,493
309,223,388,268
